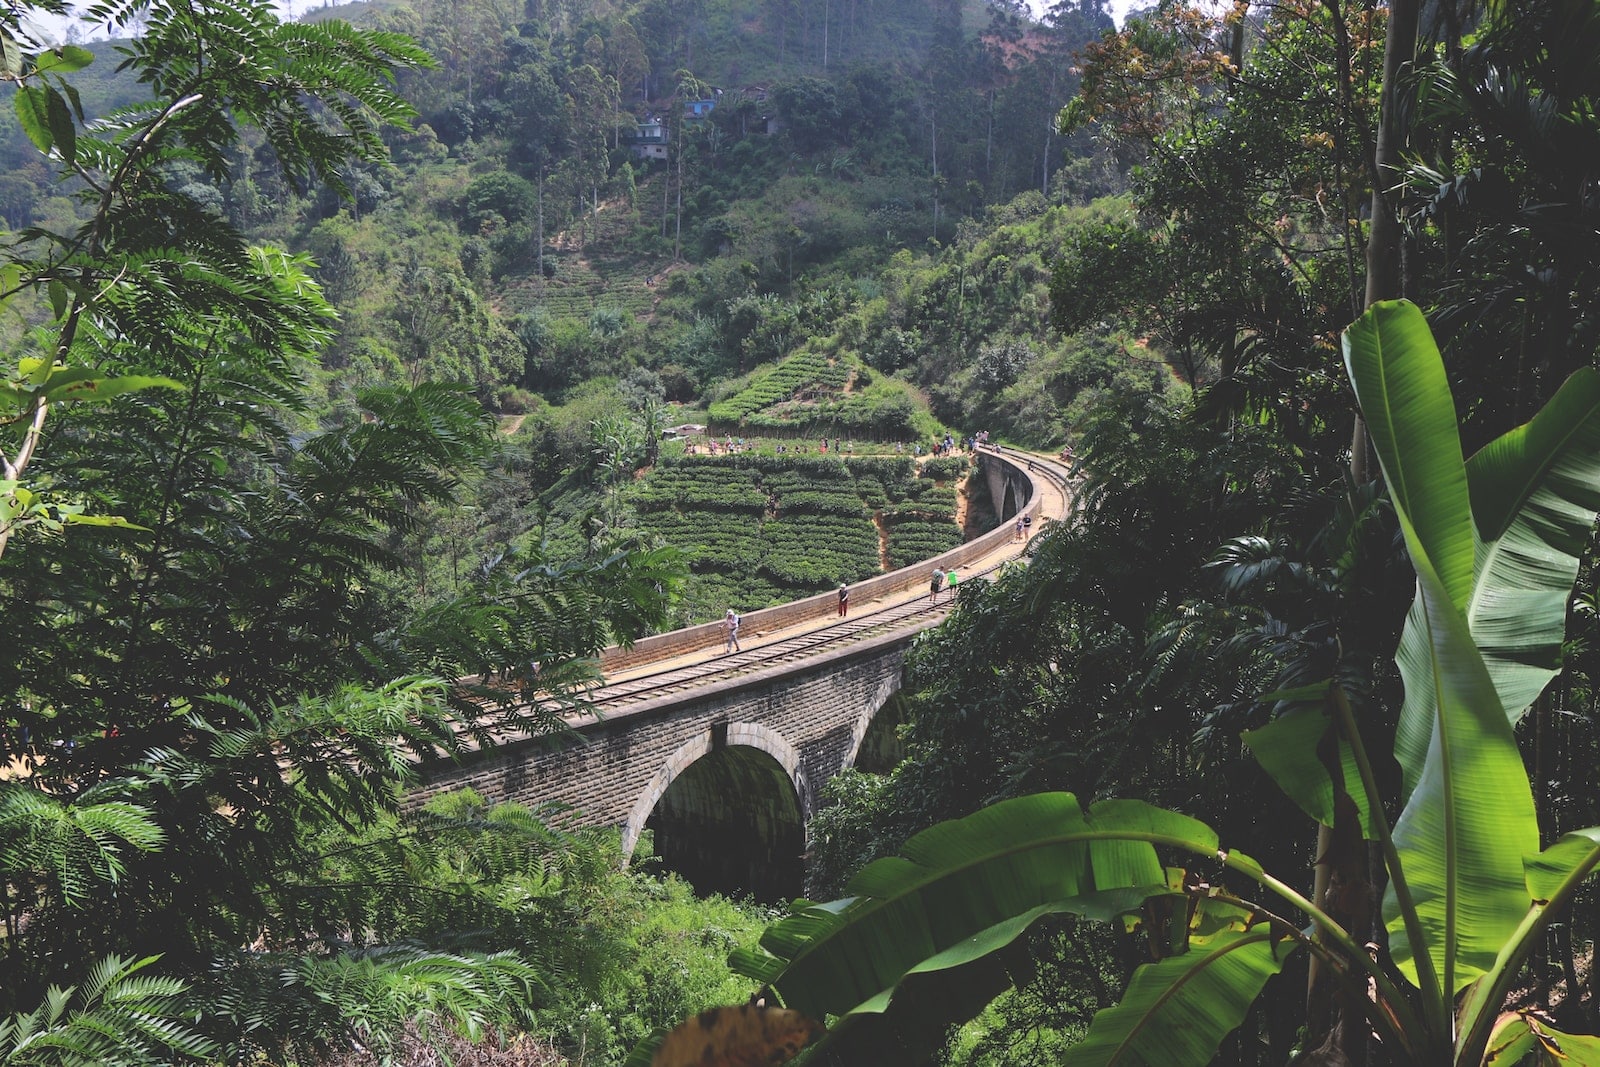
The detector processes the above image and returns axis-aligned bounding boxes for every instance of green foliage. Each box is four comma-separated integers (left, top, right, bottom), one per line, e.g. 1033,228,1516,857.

0,0,432,554
0,12,708,1066
730,302,1600,1067
0,956,215,1067
885,518,963,569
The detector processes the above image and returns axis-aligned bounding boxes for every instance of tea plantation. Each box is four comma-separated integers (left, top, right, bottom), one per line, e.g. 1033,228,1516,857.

707,350,925,438
629,453,975,624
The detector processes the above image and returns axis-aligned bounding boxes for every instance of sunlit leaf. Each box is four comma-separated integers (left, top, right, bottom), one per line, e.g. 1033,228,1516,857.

1344,300,1539,994
1484,1014,1600,1066
33,43,94,74
1065,903,1299,1067
14,84,53,154
41,373,182,405
739,794,1200,1027
1524,828,1600,902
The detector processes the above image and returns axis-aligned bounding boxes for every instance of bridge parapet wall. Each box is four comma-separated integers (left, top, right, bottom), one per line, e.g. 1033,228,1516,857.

600,449,1040,673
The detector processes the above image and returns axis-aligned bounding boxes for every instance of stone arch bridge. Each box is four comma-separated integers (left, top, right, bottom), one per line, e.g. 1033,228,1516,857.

413,450,1069,900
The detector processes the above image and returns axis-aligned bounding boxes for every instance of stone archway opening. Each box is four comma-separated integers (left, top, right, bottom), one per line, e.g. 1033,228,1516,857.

639,744,804,902
854,691,909,773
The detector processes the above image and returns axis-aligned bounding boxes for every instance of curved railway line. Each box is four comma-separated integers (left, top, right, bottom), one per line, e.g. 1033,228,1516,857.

565,449,1077,724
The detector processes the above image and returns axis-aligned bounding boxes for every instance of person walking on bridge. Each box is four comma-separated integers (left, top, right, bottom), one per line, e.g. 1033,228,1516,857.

838,582,850,617
724,609,741,654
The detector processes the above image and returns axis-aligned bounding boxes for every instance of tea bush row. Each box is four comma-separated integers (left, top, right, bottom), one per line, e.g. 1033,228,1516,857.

629,465,767,513
762,514,881,586
637,512,765,569
708,350,851,422
676,570,788,622
920,456,971,482
886,518,964,570
772,490,871,517
736,388,918,438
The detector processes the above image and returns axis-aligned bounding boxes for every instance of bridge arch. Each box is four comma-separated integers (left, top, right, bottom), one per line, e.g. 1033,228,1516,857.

845,670,907,773
622,723,807,901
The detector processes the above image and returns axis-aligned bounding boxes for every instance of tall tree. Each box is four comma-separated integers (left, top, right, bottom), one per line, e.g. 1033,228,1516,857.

0,0,430,561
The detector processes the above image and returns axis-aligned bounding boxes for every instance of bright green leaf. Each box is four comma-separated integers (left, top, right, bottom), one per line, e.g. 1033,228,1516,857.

60,513,151,531
1466,369,1600,716
1392,370,1600,795
1342,300,1474,609
42,374,182,405
33,44,94,74
1525,828,1600,903
18,357,49,387
1383,567,1536,993
744,794,1210,1025
1064,906,1299,1067
1344,300,1540,996
1484,1014,1600,1066
14,84,54,155
1242,708,1375,839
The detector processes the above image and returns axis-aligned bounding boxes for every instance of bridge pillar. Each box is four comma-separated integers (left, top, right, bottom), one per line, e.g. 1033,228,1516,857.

979,451,1027,521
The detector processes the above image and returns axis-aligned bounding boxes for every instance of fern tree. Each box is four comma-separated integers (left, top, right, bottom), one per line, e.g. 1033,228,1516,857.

0,0,685,1059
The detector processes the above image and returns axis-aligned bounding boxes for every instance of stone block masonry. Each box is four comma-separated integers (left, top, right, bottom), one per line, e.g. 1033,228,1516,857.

412,631,910,862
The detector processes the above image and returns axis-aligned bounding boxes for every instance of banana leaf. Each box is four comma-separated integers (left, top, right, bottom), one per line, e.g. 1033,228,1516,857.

1389,358,1600,796
1064,900,1299,1067
1344,300,1540,995
734,794,1205,1025
1524,828,1600,903
1242,707,1374,838
1484,1014,1600,1066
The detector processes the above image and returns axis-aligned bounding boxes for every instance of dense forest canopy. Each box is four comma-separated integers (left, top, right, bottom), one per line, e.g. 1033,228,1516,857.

3,0,1600,1062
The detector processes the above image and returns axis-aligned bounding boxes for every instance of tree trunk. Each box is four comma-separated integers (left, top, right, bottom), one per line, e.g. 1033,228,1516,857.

1307,0,1422,1058
1362,0,1418,310
823,0,830,69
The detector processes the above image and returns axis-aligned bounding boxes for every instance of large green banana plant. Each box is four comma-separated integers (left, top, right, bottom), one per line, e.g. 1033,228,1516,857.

726,301,1600,1066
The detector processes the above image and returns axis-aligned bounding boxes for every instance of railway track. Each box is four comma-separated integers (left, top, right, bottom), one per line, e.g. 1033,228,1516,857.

567,450,1077,723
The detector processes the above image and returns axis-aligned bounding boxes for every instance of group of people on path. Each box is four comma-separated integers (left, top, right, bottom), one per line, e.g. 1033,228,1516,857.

1012,512,1034,542
723,566,965,656
724,581,850,653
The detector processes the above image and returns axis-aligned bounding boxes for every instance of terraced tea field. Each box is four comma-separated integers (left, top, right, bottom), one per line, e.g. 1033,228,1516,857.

628,454,978,624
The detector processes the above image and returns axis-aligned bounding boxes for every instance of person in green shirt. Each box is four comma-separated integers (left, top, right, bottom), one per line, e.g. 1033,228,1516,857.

945,568,960,597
